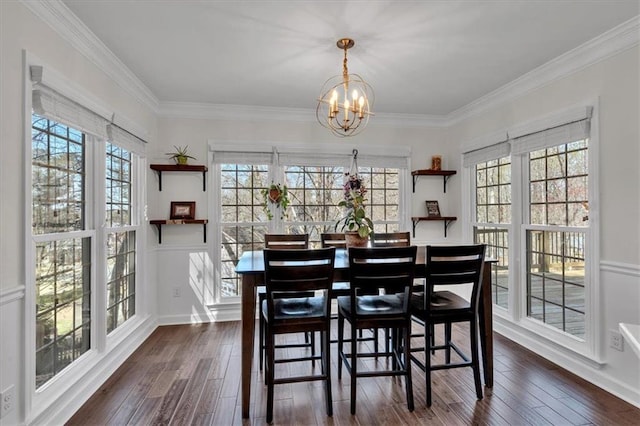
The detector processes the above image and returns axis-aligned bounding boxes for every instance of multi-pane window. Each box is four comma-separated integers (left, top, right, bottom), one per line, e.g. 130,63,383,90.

284,166,344,244
32,114,91,388
214,154,405,300
106,144,136,333
526,141,588,338
473,157,511,309
219,164,269,297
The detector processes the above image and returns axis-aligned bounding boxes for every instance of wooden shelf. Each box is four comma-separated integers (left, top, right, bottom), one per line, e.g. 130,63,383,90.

411,169,456,193
150,219,208,244
150,164,208,191
411,216,457,238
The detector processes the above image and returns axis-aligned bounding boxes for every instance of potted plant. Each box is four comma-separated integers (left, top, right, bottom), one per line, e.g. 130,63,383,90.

261,183,291,220
335,173,373,247
166,145,196,165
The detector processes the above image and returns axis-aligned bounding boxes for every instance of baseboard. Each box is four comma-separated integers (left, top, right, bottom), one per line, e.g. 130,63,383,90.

494,318,640,409
157,304,241,325
29,315,158,425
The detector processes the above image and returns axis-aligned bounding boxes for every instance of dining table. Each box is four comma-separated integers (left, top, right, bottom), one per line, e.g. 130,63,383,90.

235,246,496,418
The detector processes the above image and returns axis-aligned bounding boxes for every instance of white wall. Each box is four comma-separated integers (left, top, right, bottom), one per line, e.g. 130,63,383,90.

0,2,158,424
448,45,640,405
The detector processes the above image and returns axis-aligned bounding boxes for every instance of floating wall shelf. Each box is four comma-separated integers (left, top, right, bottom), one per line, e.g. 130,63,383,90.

411,169,456,193
150,219,208,244
150,164,208,191
411,216,457,238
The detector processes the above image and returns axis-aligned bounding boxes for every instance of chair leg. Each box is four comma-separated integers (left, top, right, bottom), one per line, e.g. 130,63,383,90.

403,325,414,412
350,321,358,415
470,319,483,400
430,323,435,355
445,322,452,364
337,313,344,380
311,331,316,367
425,321,433,407
259,308,264,371
323,329,333,417
385,327,390,355
266,325,275,424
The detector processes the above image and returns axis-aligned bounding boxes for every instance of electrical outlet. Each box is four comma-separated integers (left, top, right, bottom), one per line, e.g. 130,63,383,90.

172,287,181,298
610,329,624,351
0,384,15,418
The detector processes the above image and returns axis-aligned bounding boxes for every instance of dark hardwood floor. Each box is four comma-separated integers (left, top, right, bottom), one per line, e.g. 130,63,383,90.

68,321,640,425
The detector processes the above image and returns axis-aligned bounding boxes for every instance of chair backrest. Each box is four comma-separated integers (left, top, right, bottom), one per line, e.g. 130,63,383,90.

348,246,418,313
371,231,411,247
320,232,347,249
264,233,309,250
263,248,336,320
425,245,486,311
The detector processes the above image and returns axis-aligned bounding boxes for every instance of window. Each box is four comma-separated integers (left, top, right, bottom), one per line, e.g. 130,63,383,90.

32,114,91,388
466,108,595,354
212,148,407,301
105,143,136,333
219,163,270,297
466,142,512,311
526,141,589,338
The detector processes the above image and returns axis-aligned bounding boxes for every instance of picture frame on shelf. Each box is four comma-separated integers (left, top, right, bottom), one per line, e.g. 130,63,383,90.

425,200,441,218
170,201,196,220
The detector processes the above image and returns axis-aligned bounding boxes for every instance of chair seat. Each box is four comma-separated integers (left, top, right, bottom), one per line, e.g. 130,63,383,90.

262,297,326,322
411,291,473,317
337,294,406,317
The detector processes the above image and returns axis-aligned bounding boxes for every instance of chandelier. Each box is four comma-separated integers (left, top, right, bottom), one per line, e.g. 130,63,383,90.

316,38,374,137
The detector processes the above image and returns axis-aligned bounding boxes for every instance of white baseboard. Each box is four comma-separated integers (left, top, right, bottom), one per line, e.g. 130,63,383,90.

495,318,640,409
157,304,241,325
29,315,158,425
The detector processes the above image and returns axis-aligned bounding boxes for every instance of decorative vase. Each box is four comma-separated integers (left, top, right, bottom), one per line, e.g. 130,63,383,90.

344,231,369,248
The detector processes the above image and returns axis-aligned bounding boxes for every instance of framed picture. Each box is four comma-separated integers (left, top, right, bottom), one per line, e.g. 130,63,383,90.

425,200,441,218
170,201,196,220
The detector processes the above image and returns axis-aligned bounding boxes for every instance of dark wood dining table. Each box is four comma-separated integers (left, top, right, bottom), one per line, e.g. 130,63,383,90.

235,247,495,418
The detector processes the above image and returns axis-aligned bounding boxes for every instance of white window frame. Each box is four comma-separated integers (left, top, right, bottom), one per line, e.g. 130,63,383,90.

208,142,411,305
23,54,149,422
463,101,601,362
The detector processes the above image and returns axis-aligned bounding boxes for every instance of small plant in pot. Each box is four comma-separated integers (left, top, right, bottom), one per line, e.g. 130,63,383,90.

166,145,196,165
335,173,373,246
261,183,291,220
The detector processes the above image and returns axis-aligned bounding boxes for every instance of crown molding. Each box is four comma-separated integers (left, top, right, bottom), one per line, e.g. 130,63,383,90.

21,0,159,113
159,101,448,127
445,16,640,126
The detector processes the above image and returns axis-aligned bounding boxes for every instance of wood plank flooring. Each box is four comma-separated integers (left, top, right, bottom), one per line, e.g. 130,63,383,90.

67,321,640,425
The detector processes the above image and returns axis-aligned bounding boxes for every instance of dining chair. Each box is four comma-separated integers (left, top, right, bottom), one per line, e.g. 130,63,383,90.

409,244,486,406
371,231,415,353
262,247,335,423
371,231,411,247
258,233,311,371
337,246,417,414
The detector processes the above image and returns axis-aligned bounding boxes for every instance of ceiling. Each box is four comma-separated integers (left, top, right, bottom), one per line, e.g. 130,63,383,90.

62,1,639,116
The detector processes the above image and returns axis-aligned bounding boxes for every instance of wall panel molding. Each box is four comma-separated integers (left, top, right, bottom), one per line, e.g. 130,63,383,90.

0,285,25,306
601,260,640,277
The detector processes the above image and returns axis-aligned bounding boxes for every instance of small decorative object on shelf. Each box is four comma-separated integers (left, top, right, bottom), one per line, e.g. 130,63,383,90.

335,149,373,245
425,200,441,218
166,145,196,165
170,201,196,220
431,155,442,171
260,183,290,220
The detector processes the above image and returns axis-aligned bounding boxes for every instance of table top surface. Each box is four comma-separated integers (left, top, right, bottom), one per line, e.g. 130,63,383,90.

236,247,495,274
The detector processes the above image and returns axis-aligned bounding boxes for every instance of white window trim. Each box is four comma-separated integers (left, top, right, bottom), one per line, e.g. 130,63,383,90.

462,99,601,363
23,51,150,422
207,141,411,305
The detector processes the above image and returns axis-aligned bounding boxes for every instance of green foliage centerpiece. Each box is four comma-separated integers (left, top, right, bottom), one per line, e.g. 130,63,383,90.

166,145,196,165
335,172,373,246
